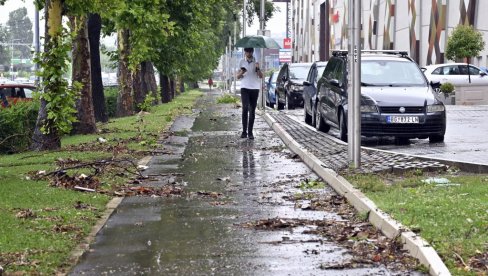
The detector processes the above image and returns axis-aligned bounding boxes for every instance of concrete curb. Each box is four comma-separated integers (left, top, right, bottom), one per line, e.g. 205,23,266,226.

262,112,451,276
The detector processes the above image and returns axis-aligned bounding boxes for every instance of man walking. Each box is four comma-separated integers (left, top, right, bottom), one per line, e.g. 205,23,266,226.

236,48,263,140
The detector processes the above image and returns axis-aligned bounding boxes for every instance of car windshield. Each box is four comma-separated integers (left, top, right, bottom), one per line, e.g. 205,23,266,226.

270,73,278,83
361,60,426,86
289,66,310,79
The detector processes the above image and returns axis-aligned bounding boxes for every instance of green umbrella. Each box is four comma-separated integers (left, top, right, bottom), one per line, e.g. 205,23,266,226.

235,35,281,49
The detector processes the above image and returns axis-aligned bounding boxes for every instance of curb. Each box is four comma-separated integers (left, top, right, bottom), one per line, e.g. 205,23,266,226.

262,112,451,276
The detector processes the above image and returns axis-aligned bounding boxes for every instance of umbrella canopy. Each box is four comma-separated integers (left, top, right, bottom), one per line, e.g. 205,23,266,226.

235,35,281,49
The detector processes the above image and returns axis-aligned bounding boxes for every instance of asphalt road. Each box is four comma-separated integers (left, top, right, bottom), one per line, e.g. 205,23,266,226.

280,105,488,166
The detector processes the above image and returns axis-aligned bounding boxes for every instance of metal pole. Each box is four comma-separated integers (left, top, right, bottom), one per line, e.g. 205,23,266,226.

347,0,354,162
257,0,265,109
35,7,40,85
243,0,246,37
352,0,361,167
234,16,237,94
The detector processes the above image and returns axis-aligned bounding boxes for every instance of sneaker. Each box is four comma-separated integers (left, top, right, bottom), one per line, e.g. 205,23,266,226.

248,133,254,140
240,132,247,138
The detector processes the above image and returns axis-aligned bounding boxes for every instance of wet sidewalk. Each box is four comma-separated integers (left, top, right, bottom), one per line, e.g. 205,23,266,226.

70,90,423,275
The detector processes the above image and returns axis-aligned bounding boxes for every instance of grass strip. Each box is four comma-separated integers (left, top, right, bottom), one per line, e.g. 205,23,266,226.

0,89,202,274
345,170,488,276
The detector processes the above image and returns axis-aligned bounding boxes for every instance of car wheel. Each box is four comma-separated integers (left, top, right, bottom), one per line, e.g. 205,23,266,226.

276,92,284,110
339,110,347,142
315,106,329,132
429,134,444,143
285,93,294,110
304,105,312,125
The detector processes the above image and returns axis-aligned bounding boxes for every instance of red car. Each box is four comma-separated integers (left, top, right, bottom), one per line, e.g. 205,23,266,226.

0,83,36,108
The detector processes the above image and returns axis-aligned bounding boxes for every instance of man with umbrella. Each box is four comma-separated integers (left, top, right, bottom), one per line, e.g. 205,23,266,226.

237,47,263,140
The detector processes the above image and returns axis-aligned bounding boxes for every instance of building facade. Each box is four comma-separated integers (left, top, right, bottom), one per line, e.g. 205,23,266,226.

291,0,488,67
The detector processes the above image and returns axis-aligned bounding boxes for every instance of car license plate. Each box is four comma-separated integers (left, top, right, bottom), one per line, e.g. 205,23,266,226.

386,116,419,124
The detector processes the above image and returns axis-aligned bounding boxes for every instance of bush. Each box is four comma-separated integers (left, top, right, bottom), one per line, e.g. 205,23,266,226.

440,82,455,95
0,101,40,153
104,86,118,118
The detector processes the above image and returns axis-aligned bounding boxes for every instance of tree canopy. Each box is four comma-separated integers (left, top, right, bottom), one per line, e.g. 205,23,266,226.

445,24,485,62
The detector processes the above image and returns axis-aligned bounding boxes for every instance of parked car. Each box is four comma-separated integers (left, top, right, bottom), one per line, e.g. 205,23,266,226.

266,71,278,108
315,50,446,143
422,63,488,86
0,83,36,108
303,61,328,126
275,62,312,110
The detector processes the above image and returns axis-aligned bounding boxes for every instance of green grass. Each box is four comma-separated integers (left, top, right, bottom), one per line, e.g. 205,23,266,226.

0,89,203,274
346,172,488,276
216,93,240,104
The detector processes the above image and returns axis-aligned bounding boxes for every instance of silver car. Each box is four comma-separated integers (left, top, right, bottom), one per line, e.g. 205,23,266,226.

422,63,488,86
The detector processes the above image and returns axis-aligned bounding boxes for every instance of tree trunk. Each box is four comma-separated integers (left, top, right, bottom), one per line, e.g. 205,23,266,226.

170,78,176,100
88,13,108,122
132,64,144,112
31,0,63,151
71,15,97,134
141,61,158,104
160,73,171,103
116,28,133,117
179,78,185,93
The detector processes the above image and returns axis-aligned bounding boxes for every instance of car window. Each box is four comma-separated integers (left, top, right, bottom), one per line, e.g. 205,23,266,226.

331,59,345,84
467,65,480,75
306,66,315,82
317,66,327,82
432,67,443,75
323,58,339,80
289,65,310,79
270,72,278,83
361,60,426,86
24,88,34,98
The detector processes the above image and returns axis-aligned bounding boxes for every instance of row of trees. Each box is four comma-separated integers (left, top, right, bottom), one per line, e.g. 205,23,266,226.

0,0,276,151
0,7,33,72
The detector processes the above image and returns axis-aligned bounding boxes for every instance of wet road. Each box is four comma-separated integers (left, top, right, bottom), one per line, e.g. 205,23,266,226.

284,105,488,165
70,91,422,275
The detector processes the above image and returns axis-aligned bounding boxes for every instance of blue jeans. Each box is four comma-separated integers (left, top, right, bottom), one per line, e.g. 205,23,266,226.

240,88,259,134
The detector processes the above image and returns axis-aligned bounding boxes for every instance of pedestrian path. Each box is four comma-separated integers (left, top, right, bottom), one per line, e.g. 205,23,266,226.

69,90,424,275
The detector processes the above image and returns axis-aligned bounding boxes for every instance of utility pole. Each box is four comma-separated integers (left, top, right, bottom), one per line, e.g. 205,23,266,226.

347,0,361,168
258,0,265,109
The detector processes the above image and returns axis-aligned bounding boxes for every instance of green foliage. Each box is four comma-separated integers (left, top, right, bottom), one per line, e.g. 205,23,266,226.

7,7,33,59
298,179,326,190
440,82,455,95
445,24,485,62
216,93,240,104
137,94,158,112
0,101,39,153
35,29,80,135
0,24,10,66
104,86,118,118
245,0,279,28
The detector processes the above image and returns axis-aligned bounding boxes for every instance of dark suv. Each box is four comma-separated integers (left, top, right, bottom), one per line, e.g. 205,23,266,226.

275,62,312,110
313,50,446,143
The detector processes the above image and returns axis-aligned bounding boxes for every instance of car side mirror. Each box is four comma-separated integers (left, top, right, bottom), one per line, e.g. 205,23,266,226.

430,80,441,88
303,81,311,86
430,80,441,93
480,71,487,76
329,79,341,87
